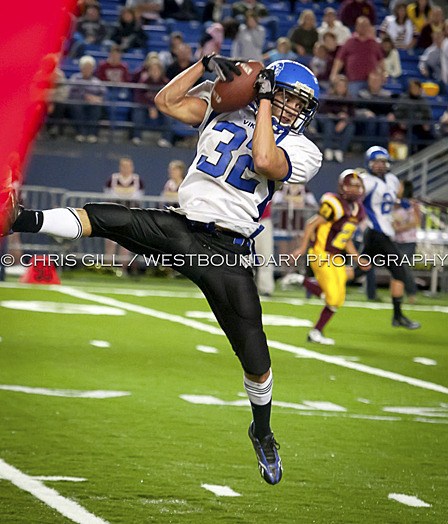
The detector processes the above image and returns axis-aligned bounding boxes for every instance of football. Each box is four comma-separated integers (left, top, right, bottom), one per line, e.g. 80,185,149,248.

211,60,264,113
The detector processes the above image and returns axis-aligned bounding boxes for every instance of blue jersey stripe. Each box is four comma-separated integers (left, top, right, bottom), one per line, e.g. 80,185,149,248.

363,182,384,233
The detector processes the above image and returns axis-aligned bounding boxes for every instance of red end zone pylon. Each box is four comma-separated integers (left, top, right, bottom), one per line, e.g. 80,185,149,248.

19,255,61,285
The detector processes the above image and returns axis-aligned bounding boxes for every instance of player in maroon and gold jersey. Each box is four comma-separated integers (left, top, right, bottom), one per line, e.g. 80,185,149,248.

292,170,369,345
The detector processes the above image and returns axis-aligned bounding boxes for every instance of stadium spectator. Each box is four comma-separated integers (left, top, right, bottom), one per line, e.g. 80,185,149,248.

393,180,421,303
416,6,445,49
391,79,435,152
330,16,384,94
47,67,69,138
104,156,144,268
68,55,106,143
317,7,351,46
379,1,416,50
338,0,376,31
310,43,329,82
76,0,100,16
418,31,445,92
202,0,225,24
407,0,432,35
110,6,148,52
381,35,402,79
195,22,225,60
320,32,340,86
263,37,298,65
319,74,355,163
356,70,394,145
231,10,266,61
287,9,319,56
166,43,195,80
438,108,448,136
131,54,171,146
125,0,162,23
161,159,186,202
231,0,268,19
158,31,184,70
161,0,199,21
441,21,448,90
69,4,108,58
97,45,131,84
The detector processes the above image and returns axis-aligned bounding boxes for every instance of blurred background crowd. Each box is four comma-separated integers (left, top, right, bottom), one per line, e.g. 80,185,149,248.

44,0,448,158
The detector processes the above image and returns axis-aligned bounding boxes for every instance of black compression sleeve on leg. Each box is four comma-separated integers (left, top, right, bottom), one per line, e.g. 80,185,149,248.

12,210,43,233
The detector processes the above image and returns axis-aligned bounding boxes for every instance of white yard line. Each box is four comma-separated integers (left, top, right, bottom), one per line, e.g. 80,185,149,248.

55,286,448,396
388,493,431,508
0,385,130,398
31,476,87,482
0,459,109,524
201,484,241,497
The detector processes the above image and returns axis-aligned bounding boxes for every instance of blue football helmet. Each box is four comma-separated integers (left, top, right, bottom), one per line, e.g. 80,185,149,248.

365,146,391,175
266,60,320,134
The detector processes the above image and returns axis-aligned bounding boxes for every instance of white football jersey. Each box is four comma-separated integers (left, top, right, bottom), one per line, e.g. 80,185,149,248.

175,81,322,237
360,171,401,237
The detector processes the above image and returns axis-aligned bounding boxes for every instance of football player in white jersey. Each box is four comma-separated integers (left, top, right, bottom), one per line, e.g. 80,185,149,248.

359,146,420,329
3,56,322,485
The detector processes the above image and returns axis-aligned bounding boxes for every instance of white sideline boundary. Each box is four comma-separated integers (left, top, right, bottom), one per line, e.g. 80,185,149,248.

0,459,109,524
56,286,448,396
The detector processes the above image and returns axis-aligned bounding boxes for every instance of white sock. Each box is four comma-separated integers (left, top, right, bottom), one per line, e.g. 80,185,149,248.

40,208,83,239
244,369,273,406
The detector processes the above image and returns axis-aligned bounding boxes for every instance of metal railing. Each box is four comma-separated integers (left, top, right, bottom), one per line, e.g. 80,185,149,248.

393,137,448,199
48,78,447,150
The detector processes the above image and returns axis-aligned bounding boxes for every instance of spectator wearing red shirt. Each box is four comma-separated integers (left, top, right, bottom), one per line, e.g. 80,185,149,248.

330,16,384,94
97,45,131,84
338,0,376,31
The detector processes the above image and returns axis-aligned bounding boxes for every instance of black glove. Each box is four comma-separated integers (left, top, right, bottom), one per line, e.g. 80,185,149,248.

255,68,276,101
201,54,242,82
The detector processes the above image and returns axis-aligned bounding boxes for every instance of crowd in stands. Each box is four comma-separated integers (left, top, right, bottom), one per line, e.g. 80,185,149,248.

46,0,448,158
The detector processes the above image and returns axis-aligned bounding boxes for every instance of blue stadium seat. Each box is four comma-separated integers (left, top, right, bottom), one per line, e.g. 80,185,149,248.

102,8,120,23
60,58,80,77
427,96,448,120
165,20,203,44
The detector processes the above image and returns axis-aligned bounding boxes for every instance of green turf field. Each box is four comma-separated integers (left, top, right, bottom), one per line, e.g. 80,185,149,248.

0,275,447,523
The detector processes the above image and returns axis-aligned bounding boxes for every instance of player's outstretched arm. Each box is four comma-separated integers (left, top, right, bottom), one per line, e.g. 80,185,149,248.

252,69,289,181
154,61,208,125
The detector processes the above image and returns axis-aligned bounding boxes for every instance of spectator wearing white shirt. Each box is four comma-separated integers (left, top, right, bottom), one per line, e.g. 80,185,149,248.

317,7,351,46
419,31,445,89
441,21,448,89
381,36,402,79
231,10,266,61
379,1,416,50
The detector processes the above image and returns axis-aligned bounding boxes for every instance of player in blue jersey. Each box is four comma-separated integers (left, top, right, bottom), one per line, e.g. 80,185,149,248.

359,146,420,329
2,56,323,484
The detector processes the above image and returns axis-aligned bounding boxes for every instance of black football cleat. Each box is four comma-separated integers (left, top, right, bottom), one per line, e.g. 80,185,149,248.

392,315,421,330
248,422,283,485
0,188,22,237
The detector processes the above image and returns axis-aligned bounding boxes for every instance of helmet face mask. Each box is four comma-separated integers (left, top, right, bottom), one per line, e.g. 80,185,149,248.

267,60,320,133
365,146,391,177
338,170,365,202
